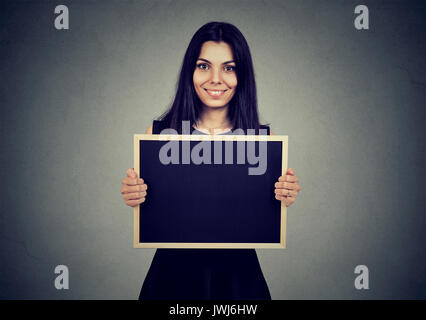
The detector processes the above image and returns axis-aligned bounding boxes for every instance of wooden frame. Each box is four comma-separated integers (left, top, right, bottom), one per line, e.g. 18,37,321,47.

133,133,288,249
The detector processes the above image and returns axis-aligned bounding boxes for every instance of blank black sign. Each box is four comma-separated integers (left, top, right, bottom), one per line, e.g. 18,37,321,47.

137,138,284,246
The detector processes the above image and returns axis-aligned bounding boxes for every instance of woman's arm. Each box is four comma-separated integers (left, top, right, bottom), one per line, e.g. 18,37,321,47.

271,129,301,207
120,126,151,208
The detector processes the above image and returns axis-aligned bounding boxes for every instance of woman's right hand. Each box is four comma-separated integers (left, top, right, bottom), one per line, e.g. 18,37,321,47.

121,168,148,207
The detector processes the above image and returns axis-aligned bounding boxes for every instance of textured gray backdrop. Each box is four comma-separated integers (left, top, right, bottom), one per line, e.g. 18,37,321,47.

1,0,425,299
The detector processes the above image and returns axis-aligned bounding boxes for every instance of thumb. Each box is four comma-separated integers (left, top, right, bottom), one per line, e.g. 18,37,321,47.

286,168,295,175
127,168,137,178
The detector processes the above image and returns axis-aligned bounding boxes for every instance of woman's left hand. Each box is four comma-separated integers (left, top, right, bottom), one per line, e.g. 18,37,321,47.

274,168,301,207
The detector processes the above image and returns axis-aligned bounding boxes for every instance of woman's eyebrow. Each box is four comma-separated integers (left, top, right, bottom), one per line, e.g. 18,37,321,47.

197,58,236,64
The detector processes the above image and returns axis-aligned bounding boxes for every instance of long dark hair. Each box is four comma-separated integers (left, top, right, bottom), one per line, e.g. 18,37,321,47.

158,21,263,131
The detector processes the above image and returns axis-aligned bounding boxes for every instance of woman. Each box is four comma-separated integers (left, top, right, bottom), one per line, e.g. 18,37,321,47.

121,22,301,299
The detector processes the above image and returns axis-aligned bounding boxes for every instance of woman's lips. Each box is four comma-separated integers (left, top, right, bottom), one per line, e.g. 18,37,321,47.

204,88,227,97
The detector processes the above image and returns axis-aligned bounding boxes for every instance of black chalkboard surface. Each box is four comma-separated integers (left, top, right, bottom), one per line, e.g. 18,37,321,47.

133,134,288,248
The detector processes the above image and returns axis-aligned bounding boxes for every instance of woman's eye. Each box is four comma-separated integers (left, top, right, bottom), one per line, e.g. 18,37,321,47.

224,65,235,72
197,63,209,70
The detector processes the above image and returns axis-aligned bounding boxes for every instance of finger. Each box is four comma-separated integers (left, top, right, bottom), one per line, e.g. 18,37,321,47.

123,191,147,201
286,168,295,176
275,188,298,197
121,184,147,193
126,198,145,207
275,194,295,206
275,181,302,192
274,181,299,190
275,191,296,206
285,197,295,207
275,194,286,201
121,184,148,194
278,175,298,183
122,177,144,186
126,168,138,178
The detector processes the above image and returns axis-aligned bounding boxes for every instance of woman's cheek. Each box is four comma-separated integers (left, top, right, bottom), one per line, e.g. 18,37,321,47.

193,69,210,84
224,73,237,86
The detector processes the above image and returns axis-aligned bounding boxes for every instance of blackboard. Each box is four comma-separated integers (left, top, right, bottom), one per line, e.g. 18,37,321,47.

133,134,288,248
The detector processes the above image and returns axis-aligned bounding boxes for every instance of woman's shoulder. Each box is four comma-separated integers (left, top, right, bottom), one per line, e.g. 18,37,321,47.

144,120,164,134
152,120,163,134
152,119,172,134
259,124,271,135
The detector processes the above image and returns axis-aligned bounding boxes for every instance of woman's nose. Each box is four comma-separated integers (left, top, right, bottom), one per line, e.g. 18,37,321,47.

210,67,222,83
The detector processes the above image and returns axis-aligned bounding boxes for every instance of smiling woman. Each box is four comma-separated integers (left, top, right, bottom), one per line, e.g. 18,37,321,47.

193,41,238,109
156,21,263,135
120,21,301,300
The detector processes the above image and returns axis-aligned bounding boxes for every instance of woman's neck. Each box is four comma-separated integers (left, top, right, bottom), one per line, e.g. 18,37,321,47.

195,105,232,134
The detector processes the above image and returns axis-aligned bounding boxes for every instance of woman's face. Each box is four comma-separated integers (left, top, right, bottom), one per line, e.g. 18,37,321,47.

193,41,237,109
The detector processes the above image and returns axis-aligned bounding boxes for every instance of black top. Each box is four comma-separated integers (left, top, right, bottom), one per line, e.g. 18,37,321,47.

138,120,272,300
152,119,271,136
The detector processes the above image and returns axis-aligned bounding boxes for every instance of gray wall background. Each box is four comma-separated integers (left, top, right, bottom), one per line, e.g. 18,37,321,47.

1,0,425,299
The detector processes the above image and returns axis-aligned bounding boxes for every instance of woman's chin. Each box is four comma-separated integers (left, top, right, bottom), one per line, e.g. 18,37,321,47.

202,102,230,109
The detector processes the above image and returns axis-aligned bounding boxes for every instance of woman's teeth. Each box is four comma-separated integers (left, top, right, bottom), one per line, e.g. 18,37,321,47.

205,89,226,96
